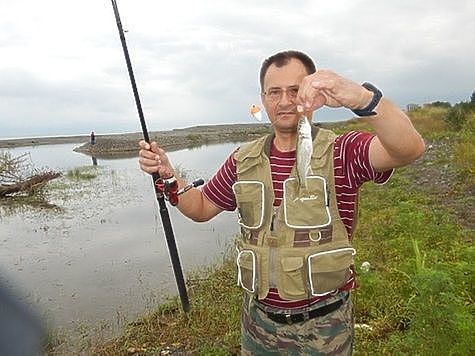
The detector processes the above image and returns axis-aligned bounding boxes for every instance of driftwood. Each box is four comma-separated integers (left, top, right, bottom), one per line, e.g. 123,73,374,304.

1,152,61,197
0,171,61,197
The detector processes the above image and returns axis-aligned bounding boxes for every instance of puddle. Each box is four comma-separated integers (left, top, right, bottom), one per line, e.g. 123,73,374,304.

0,142,240,336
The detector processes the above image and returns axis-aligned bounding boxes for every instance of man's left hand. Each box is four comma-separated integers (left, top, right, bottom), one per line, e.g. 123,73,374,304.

297,69,373,111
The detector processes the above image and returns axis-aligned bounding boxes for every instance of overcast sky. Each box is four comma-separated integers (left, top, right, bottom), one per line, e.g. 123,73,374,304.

0,0,474,138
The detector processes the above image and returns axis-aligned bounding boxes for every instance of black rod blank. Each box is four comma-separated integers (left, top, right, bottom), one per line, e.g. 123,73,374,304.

110,0,190,313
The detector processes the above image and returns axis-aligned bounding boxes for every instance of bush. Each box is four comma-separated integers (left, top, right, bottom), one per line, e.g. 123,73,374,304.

426,101,451,108
66,167,97,180
407,106,448,138
444,102,475,130
453,113,475,179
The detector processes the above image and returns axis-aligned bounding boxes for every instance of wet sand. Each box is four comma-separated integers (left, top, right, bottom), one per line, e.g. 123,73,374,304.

0,135,89,148
0,123,271,158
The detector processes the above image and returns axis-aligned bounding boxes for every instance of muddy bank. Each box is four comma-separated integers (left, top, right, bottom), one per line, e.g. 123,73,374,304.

0,124,271,158
73,124,271,158
0,135,89,149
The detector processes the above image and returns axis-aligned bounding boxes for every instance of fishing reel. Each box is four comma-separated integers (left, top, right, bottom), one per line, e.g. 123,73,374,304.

155,176,205,206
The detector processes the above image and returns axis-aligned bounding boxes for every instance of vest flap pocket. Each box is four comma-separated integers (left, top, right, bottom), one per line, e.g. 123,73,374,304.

237,250,258,293
309,248,355,273
281,256,304,272
232,181,265,229
278,256,306,299
283,176,331,229
307,248,355,296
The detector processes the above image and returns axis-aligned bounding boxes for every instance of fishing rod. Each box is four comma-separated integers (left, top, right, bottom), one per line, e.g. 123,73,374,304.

110,0,191,313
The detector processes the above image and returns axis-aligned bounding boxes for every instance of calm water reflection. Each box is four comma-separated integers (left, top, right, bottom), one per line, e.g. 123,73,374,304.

0,142,241,332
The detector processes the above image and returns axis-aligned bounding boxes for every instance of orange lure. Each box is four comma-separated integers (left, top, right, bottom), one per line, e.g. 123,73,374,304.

250,104,262,121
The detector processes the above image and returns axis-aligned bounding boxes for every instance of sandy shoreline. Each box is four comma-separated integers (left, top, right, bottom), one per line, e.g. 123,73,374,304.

0,135,90,148
0,123,271,157
0,121,351,158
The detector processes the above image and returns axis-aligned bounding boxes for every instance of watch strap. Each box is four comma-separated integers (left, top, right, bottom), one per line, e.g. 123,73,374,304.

351,82,383,117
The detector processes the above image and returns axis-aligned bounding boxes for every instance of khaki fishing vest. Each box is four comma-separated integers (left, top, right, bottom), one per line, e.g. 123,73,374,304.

233,126,356,300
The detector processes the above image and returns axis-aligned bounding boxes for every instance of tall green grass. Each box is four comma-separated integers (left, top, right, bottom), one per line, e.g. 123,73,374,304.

353,173,474,355
453,113,475,179
66,167,97,180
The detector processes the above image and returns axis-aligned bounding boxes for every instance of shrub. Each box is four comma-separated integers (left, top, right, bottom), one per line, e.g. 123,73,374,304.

453,113,475,179
407,106,448,137
443,102,474,131
66,167,97,180
426,101,451,108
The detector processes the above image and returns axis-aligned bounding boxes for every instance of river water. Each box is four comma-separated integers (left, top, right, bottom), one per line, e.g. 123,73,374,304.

0,142,240,334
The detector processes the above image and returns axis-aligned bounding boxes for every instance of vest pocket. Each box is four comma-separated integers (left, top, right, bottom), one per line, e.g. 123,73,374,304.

278,256,306,299
237,250,257,293
307,248,355,296
282,176,331,229
232,181,265,229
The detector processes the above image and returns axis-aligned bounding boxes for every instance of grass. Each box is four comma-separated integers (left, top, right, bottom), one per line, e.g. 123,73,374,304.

351,172,474,355
453,113,475,178
92,260,242,355
50,107,474,355
0,191,62,213
66,166,97,180
407,106,450,139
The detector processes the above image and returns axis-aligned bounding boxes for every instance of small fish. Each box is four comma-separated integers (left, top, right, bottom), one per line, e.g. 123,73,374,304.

250,104,262,121
296,115,313,191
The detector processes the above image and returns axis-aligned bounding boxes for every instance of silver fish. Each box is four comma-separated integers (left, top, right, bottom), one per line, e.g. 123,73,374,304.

296,115,313,190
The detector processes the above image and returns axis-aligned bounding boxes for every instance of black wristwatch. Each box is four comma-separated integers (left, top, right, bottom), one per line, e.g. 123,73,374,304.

351,82,383,117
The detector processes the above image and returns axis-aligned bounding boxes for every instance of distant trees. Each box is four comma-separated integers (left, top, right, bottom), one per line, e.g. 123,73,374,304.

406,103,421,112
408,92,474,131
443,93,475,131
427,101,452,108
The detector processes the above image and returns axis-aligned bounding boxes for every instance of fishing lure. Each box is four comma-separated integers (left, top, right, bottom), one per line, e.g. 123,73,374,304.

250,104,262,121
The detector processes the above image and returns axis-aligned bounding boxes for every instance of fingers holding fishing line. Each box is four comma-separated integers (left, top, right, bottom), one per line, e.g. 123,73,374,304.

297,71,329,111
308,70,373,110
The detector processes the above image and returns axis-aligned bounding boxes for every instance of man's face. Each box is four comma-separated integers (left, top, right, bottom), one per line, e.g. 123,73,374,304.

261,58,311,133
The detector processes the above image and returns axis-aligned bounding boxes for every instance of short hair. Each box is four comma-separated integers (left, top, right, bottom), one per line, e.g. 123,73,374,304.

259,50,316,91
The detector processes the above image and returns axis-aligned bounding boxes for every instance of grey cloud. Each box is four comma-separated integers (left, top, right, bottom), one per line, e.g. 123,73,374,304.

2,0,474,137
0,69,138,137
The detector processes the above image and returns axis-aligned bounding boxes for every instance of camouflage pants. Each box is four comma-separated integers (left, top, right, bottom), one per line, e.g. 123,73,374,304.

241,292,353,355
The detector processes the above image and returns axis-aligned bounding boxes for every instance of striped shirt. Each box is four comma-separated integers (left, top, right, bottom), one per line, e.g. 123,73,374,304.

202,131,392,309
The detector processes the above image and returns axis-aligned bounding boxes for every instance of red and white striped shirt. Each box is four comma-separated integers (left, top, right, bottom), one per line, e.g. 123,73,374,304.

202,131,392,309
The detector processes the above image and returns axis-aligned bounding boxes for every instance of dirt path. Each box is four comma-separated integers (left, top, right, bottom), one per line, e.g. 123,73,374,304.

406,136,474,229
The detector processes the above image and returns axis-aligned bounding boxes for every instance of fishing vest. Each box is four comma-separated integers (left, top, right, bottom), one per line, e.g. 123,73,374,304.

233,126,356,300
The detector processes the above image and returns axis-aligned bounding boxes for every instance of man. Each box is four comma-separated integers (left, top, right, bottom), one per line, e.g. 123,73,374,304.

138,50,425,354
90,131,96,145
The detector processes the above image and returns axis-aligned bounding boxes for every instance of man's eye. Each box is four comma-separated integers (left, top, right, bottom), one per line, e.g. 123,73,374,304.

289,88,299,97
267,90,281,99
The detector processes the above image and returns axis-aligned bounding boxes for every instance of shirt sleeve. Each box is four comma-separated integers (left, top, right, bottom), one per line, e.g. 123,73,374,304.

337,131,393,188
202,149,238,211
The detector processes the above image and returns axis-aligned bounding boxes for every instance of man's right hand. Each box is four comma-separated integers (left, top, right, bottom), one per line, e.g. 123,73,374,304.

138,140,222,222
138,140,174,178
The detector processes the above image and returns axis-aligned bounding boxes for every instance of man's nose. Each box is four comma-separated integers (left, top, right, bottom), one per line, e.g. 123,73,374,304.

278,90,295,105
